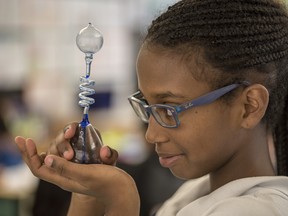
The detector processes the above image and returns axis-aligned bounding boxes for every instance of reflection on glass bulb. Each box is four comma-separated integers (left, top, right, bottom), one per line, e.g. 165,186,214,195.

76,23,104,54
76,22,103,78
70,114,103,164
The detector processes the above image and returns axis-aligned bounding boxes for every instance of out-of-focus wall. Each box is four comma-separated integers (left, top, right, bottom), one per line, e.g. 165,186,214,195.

0,0,178,141
0,2,179,216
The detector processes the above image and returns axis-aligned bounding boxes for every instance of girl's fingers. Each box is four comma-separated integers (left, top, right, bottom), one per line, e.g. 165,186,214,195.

55,139,74,160
63,122,78,139
15,136,32,166
40,152,47,163
44,155,99,183
42,155,117,197
15,137,86,193
25,138,43,170
44,154,121,187
16,138,51,178
48,139,73,160
41,156,87,192
48,123,78,160
15,136,139,210
15,136,27,154
100,146,118,166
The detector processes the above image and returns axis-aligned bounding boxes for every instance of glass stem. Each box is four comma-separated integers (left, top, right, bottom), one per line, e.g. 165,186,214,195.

83,106,89,115
85,53,93,78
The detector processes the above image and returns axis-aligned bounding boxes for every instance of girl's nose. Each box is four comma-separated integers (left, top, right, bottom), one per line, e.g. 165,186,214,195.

145,116,167,145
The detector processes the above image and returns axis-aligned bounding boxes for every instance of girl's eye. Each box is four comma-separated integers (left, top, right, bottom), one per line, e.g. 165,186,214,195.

156,107,174,117
166,109,173,116
139,96,149,105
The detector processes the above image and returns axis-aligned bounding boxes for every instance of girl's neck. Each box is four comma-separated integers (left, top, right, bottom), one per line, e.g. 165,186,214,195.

209,129,276,192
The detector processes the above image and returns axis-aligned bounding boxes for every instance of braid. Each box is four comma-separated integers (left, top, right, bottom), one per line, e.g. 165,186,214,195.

146,0,288,69
275,95,288,175
272,59,288,175
145,0,288,176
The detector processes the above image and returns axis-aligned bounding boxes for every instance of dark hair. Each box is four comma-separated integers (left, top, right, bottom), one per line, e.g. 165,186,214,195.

145,0,288,176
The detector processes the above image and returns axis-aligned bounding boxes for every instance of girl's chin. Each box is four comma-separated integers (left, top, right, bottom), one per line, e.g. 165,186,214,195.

169,167,208,180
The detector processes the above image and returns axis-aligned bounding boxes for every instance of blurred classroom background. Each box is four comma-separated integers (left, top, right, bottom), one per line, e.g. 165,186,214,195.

0,0,184,216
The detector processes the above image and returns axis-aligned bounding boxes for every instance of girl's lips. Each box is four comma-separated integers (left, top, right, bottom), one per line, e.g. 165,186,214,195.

158,154,184,168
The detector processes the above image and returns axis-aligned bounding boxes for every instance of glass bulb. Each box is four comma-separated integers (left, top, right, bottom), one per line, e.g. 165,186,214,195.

70,114,103,164
76,23,104,54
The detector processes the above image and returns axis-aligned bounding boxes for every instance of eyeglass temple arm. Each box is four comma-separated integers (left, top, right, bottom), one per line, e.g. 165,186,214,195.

176,82,250,112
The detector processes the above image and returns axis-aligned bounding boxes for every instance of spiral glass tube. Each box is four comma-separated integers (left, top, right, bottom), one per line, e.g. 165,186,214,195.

70,23,104,164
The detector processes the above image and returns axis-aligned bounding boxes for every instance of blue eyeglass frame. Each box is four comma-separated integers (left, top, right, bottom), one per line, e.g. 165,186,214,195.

128,81,250,128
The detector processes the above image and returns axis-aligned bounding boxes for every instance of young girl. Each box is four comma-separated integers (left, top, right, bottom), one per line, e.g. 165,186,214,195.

15,0,288,215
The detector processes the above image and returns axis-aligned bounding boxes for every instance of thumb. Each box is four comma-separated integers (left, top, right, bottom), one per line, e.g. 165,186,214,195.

42,155,88,193
44,155,92,182
44,155,73,178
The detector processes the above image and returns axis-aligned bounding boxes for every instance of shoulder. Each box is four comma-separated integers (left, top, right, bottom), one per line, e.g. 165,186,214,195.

156,175,210,216
178,176,288,216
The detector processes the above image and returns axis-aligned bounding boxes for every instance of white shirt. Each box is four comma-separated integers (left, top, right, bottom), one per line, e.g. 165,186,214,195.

156,175,288,216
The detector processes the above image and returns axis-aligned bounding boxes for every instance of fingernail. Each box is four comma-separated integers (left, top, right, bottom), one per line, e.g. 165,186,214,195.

106,146,113,158
63,151,70,158
45,156,53,167
63,126,70,134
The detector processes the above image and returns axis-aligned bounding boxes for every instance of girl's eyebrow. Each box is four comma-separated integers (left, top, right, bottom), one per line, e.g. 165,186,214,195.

139,90,185,99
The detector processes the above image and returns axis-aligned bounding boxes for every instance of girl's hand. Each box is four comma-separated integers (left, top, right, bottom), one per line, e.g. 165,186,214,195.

14,136,140,216
43,122,118,165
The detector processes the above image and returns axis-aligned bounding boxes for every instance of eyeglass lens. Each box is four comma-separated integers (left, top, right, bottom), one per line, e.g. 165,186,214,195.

130,98,178,127
151,107,177,126
130,100,149,122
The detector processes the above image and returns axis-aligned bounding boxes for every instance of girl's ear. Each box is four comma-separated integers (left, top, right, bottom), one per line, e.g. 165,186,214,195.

240,84,269,129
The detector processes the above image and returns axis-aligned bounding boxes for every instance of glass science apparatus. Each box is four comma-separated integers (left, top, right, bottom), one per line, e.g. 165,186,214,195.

70,23,104,164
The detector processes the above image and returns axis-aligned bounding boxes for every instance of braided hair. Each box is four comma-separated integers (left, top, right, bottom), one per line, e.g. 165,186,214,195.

145,0,288,176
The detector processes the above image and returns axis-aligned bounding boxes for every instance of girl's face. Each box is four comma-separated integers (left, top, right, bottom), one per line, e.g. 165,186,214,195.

136,45,247,180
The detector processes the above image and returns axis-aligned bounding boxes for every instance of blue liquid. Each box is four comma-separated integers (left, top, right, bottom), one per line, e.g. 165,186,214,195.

80,114,89,163
70,113,103,164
